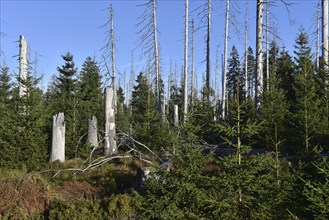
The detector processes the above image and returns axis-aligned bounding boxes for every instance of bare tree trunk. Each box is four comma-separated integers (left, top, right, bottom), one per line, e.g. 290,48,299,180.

152,0,162,114
104,86,117,155
222,0,230,119
183,0,189,123
266,0,269,91
206,0,211,102
190,19,195,107
174,104,179,127
19,35,28,97
88,116,98,148
50,113,65,162
317,0,321,71
256,0,264,109
110,4,117,113
323,0,328,69
244,0,249,99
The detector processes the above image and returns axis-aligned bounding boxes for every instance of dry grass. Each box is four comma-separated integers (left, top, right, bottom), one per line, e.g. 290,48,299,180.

0,173,50,218
55,180,98,201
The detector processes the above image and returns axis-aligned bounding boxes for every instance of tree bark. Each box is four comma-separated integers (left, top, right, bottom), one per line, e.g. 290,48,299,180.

50,113,65,162
88,116,98,148
191,19,195,106
19,35,28,98
266,0,269,91
104,86,117,155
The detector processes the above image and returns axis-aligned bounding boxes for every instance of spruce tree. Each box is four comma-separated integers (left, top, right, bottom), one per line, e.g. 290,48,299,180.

227,45,243,101
50,52,78,158
76,57,103,155
293,29,321,154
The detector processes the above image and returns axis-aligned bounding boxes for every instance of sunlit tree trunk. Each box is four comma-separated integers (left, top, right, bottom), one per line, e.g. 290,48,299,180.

19,35,28,98
256,0,264,108
222,0,230,118
183,0,189,123
50,113,65,162
244,0,249,99
104,86,117,155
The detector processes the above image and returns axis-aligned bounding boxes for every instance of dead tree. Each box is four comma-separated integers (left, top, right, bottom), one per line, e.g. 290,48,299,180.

266,0,269,91
317,0,321,71
104,86,117,155
256,0,264,109
102,4,117,111
183,0,189,123
19,35,28,97
190,18,195,106
323,0,328,69
244,0,249,99
222,0,230,119
88,116,98,148
137,0,162,114
174,104,179,127
206,0,211,101
50,113,65,162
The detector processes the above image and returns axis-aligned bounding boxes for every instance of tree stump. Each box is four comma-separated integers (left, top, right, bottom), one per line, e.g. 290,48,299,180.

50,113,65,162
88,116,98,148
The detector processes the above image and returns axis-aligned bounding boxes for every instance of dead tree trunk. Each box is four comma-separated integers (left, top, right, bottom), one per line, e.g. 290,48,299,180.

88,116,98,148
104,86,117,155
183,0,189,123
317,0,321,71
190,18,195,106
244,0,249,99
19,35,28,97
50,113,65,162
206,0,211,101
265,0,269,91
110,4,117,113
222,0,230,119
323,0,328,68
174,104,179,127
256,0,264,109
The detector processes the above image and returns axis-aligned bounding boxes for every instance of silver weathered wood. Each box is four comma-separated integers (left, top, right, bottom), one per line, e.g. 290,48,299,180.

174,104,179,127
222,0,230,119
256,0,264,108
19,35,28,97
104,86,117,155
50,113,65,162
88,116,98,148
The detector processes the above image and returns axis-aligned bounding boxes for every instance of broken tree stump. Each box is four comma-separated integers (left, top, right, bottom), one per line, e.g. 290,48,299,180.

104,86,117,155
174,104,179,127
88,116,98,148
50,112,65,162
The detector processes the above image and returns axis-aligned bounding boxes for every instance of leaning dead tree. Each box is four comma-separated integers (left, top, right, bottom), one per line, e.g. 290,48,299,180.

255,0,264,109
19,35,28,97
222,0,230,119
50,113,65,162
183,0,189,123
104,86,117,155
88,116,98,148
137,0,162,114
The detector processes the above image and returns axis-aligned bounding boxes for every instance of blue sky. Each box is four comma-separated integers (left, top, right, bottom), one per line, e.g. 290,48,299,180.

0,0,319,93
